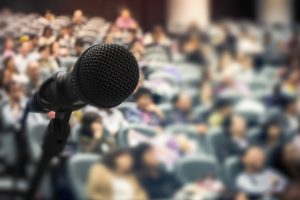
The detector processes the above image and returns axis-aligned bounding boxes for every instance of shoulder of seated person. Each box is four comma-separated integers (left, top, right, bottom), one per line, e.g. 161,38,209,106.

90,163,110,173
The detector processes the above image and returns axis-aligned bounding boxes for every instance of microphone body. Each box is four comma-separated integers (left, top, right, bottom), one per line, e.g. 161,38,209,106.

28,44,139,113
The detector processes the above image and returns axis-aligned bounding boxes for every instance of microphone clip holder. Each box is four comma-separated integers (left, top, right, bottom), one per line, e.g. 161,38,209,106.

25,110,72,200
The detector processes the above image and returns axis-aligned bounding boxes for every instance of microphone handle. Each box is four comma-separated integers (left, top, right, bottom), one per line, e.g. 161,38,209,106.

28,72,85,113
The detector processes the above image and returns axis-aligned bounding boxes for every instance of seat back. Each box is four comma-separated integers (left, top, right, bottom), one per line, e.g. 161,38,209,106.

175,155,219,184
223,156,243,189
167,125,212,154
26,122,48,162
68,154,100,200
117,124,157,147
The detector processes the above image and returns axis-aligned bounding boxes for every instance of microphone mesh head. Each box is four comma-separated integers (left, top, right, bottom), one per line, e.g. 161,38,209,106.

72,44,139,108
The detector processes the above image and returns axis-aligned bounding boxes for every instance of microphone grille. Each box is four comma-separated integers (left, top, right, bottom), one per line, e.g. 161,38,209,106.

72,44,139,108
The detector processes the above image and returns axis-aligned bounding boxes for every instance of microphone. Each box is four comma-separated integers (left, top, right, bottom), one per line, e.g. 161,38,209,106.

28,44,139,112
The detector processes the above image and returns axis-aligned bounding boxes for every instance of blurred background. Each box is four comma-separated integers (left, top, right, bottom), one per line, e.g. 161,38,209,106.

0,0,299,199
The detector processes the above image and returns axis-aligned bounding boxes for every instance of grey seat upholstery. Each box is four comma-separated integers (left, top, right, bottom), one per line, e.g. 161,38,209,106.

68,154,100,200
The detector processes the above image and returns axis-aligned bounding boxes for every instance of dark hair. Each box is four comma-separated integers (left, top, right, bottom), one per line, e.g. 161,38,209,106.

222,113,246,133
133,143,153,171
280,95,297,110
3,56,14,69
38,45,49,53
102,148,133,171
134,87,152,101
260,117,283,142
75,39,84,47
80,112,102,137
42,26,52,37
214,97,232,110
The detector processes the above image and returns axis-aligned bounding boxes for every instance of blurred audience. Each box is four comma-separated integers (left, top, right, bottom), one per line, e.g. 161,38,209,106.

133,144,181,199
236,146,287,199
86,148,147,200
0,7,299,200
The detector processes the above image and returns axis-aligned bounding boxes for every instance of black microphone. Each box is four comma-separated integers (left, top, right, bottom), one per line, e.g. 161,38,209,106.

28,44,139,112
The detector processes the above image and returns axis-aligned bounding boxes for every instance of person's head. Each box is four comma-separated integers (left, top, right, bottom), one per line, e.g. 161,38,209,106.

282,96,298,115
185,33,200,49
3,56,16,71
134,88,154,109
26,61,40,80
242,146,266,172
152,25,164,42
215,98,232,116
200,81,213,101
73,9,83,24
29,34,39,49
263,118,283,141
173,92,192,112
223,113,247,137
280,143,299,165
285,70,299,85
50,41,61,57
38,45,51,59
5,80,24,101
134,143,159,171
102,148,134,174
239,54,253,70
219,50,233,71
120,8,131,19
104,34,114,44
129,39,144,60
74,39,84,55
125,28,137,44
42,26,53,38
81,112,103,138
44,10,54,21
5,36,14,50
60,26,69,36
220,69,236,87
19,41,31,56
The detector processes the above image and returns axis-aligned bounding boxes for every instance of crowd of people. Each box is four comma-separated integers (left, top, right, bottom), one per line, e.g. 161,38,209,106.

0,7,299,200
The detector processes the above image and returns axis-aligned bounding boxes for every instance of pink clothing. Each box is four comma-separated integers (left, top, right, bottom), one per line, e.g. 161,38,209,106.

116,17,137,29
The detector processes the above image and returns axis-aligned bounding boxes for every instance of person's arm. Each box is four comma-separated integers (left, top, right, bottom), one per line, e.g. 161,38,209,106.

146,103,165,120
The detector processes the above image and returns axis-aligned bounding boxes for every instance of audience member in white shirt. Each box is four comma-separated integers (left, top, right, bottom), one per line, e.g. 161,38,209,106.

236,146,287,198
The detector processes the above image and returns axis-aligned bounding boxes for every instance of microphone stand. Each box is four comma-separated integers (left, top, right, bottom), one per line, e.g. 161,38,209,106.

24,110,71,200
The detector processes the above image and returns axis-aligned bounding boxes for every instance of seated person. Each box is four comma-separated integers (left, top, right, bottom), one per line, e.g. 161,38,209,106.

256,118,285,165
236,146,287,199
166,93,207,134
115,8,138,30
86,149,147,200
215,113,249,163
274,143,300,182
125,88,164,127
79,112,115,153
0,80,27,132
133,144,181,199
84,106,128,136
208,98,232,128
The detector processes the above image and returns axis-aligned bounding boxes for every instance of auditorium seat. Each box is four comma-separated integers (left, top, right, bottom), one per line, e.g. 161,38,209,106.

166,124,213,154
68,154,100,200
175,154,220,184
223,156,243,190
117,124,157,147
26,122,48,162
